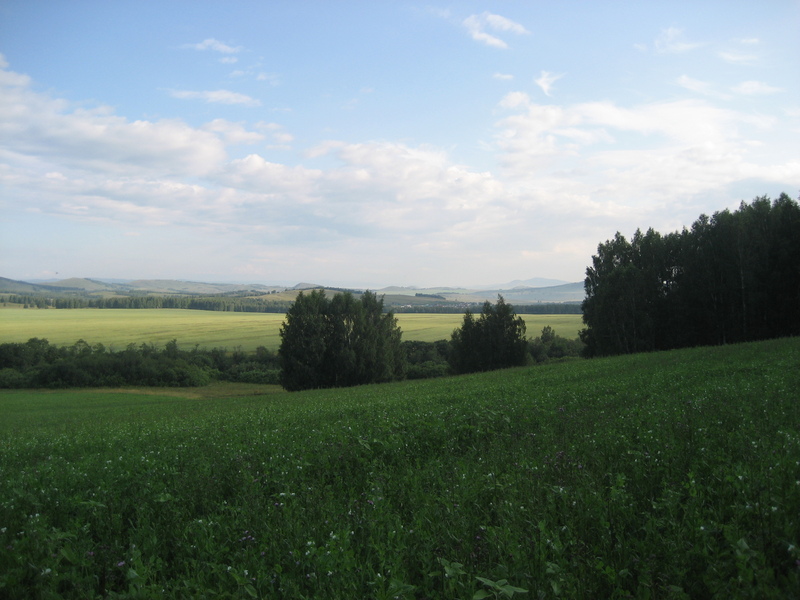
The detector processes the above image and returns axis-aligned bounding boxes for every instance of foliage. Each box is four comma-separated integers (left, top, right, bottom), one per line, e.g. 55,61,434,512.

528,326,585,363
278,290,406,391
0,338,279,388
402,340,450,379
582,193,800,356
1,338,798,598
449,295,529,374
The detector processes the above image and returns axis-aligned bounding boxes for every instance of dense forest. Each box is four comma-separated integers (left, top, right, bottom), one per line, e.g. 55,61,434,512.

581,193,800,356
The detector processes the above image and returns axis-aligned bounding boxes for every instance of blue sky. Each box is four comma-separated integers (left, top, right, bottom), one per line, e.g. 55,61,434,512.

1,1,798,288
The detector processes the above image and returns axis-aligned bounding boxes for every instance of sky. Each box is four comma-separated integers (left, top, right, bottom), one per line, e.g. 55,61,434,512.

1,1,798,289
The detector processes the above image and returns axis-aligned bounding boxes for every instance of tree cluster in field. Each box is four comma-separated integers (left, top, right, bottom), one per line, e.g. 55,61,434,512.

581,193,800,357
278,290,406,391
279,292,577,390
528,325,585,363
448,296,529,374
0,338,282,389
2,292,582,392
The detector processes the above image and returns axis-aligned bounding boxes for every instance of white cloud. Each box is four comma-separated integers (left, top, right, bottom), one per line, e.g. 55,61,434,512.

535,71,564,97
255,121,294,148
493,95,797,218
493,73,514,81
256,72,281,86
732,80,782,95
2,51,796,287
184,38,243,54
718,51,757,65
483,13,529,35
676,75,731,99
168,89,261,106
463,12,529,49
219,56,238,64
202,119,265,144
654,28,701,54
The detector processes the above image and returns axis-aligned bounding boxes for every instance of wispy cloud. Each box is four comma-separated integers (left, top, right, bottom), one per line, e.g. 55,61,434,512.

732,80,782,95
535,71,564,97
718,51,758,65
202,119,265,144
654,28,701,54
463,12,528,49
183,38,243,54
168,89,261,107
676,75,731,99
493,73,514,81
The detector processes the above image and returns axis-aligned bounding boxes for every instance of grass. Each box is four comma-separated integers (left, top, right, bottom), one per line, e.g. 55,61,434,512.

0,308,584,351
1,337,798,598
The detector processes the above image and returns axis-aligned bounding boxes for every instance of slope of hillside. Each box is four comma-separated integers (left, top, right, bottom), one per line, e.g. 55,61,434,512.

2,338,798,598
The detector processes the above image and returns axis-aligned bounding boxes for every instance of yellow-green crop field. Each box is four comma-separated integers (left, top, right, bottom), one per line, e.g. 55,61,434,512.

0,307,583,351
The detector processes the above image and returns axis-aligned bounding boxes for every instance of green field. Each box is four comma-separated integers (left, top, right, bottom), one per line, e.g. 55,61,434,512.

1,338,798,598
0,308,583,350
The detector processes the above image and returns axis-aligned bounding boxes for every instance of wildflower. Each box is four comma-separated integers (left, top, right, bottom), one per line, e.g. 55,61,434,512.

117,561,126,567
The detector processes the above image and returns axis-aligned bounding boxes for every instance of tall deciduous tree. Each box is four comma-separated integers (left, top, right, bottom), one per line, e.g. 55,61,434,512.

278,290,405,391
449,295,528,374
581,193,800,357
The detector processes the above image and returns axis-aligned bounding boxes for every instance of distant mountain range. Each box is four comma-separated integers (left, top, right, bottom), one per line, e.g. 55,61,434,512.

1,276,585,304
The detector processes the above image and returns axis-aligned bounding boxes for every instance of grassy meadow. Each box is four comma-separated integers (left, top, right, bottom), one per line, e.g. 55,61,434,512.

0,307,584,351
1,337,799,598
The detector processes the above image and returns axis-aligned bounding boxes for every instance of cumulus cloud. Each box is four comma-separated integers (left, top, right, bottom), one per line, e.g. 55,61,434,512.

463,12,529,49
168,89,261,106
493,93,797,221
535,71,564,96
2,52,796,287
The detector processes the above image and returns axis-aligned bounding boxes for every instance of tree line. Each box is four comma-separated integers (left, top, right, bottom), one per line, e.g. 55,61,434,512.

581,193,800,357
4,292,582,314
4,294,293,312
0,338,282,388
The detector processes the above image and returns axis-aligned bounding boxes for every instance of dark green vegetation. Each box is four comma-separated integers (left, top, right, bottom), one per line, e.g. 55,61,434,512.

0,338,280,389
279,290,406,391
0,326,581,391
581,194,800,357
1,338,798,598
449,296,529,374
